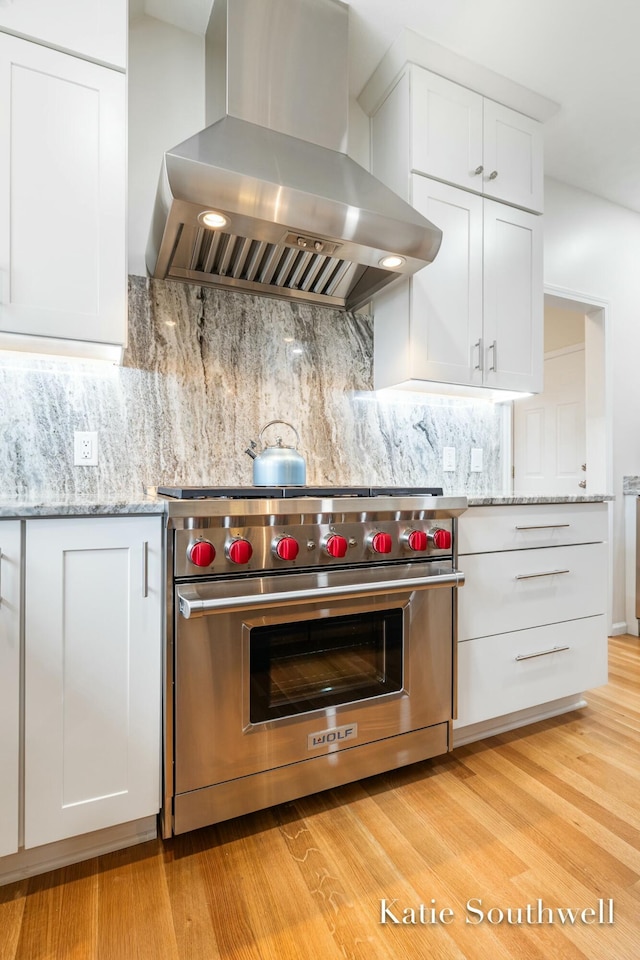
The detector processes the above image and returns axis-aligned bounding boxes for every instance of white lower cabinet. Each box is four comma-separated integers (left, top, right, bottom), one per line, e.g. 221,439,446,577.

457,616,607,728
458,542,606,640
0,521,21,858
455,503,609,738
24,516,162,849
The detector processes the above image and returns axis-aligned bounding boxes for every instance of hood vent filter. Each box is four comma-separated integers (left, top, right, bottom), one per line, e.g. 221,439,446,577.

171,225,361,306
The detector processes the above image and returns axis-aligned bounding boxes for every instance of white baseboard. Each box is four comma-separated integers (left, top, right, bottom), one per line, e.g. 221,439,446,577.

0,816,158,887
610,621,630,636
452,696,587,747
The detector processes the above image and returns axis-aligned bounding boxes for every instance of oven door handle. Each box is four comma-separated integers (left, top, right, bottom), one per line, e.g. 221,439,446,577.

177,570,465,619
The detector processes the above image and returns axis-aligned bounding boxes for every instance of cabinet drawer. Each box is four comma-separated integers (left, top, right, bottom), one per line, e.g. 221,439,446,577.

459,503,608,554
458,542,606,640
455,615,607,727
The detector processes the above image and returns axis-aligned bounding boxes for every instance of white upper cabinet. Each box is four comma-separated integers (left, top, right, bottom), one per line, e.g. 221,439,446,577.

0,0,126,70
374,176,543,394
482,98,543,212
0,521,21,858
369,58,545,395
0,34,126,358
482,198,543,392
407,178,484,387
409,66,543,213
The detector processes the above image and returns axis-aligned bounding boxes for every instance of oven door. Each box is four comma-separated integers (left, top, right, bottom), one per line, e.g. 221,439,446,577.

174,562,463,795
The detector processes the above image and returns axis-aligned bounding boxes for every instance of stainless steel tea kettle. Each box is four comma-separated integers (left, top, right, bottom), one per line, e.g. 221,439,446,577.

245,420,306,486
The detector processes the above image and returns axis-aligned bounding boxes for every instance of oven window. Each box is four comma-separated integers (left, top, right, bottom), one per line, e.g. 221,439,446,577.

249,608,403,722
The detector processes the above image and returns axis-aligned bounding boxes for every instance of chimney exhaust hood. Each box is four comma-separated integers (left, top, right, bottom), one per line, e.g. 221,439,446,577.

146,0,442,312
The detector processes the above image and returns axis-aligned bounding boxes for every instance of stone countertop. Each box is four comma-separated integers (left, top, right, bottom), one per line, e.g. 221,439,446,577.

0,491,614,518
0,494,168,519
623,477,640,495
466,494,614,506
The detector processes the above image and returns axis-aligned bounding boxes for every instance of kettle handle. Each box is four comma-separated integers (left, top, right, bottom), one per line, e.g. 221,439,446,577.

258,420,300,447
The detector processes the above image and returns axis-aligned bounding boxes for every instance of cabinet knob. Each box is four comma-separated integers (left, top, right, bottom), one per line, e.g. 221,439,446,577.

473,165,484,176
578,480,587,489
488,170,499,180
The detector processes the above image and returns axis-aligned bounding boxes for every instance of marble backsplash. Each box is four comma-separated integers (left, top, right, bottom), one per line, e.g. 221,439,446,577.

0,277,505,499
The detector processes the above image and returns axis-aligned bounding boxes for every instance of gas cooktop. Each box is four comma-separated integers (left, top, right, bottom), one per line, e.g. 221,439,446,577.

157,485,445,500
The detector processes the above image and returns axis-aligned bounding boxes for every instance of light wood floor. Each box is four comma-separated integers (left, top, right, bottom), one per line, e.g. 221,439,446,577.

2,635,639,960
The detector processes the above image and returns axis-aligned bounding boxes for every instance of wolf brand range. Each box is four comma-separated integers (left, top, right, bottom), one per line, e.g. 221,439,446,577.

160,486,467,837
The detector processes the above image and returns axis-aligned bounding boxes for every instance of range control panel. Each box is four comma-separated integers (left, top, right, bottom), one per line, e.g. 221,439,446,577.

174,517,454,578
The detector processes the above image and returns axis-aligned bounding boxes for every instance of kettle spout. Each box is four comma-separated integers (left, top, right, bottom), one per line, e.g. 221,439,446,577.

245,442,258,460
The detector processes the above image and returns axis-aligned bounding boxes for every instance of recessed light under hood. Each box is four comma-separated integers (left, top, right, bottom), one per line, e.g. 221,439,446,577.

146,0,442,312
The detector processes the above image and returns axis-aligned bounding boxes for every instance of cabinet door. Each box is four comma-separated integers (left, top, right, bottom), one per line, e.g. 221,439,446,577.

410,176,484,385
0,521,21,858
0,0,126,70
483,100,543,212
483,199,543,393
0,34,126,349
24,517,162,849
410,67,484,192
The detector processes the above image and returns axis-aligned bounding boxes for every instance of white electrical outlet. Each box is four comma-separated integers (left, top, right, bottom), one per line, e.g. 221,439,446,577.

471,448,484,472
442,447,456,472
74,431,98,466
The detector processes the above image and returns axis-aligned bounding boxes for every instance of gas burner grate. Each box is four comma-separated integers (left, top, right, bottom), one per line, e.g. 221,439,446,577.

157,485,444,500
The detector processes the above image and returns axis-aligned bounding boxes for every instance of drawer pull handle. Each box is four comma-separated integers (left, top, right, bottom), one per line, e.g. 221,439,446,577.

515,645,570,662
515,524,571,531
515,569,570,581
142,541,149,598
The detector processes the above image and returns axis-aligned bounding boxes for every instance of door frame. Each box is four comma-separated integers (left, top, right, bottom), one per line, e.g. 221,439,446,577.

506,283,613,632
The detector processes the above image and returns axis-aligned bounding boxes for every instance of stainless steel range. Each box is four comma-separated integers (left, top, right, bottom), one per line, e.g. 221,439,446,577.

159,485,467,837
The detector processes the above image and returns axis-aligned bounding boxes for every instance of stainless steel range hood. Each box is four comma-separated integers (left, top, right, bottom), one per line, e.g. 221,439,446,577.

146,0,442,312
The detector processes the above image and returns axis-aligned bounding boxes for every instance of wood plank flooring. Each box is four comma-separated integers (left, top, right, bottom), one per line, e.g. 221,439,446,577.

1,635,639,960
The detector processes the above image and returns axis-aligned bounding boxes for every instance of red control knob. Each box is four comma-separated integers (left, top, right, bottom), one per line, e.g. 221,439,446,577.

371,532,393,554
407,529,428,552
188,540,216,567
274,536,299,561
227,538,253,565
325,534,348,558
431,528,452,550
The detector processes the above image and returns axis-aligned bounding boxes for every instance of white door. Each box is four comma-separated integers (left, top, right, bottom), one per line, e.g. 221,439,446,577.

513,347,586,494
410,176,484,386
0,34,126,347
0,521,21,857
24,516,162,848
0,0,126,69
483,199,543,393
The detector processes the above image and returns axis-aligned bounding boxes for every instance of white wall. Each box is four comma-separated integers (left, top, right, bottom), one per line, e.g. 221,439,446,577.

544,304,585,353
544,176,640,628
128,16,205,276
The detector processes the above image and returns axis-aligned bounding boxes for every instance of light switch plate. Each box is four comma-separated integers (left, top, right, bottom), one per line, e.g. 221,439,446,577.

443,447,456,472
471,448,483,472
